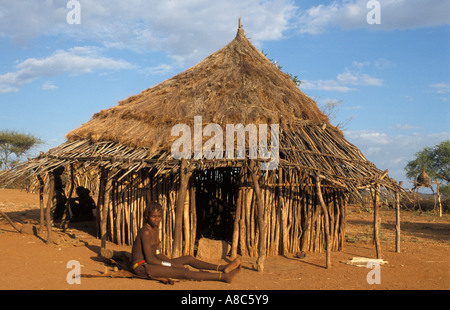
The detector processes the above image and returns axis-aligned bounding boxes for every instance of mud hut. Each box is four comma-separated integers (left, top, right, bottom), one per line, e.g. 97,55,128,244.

0,23,402,270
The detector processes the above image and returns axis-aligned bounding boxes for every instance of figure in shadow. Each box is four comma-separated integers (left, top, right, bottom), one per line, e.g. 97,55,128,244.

70,186,96,222
52,166,67,222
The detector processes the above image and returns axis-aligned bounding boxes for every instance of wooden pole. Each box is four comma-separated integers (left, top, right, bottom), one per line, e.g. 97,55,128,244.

315,177,332,269
239,186,248,256
101,171,112,250
231,167,245,259
37,174,45,234
280,169,288,255
189,181,197,255
61,164,74,231
96,167,107,238
435,179,442,218
46,172,55,244
395,181,402,253
182,180,190,256
249,160,266,272
373,183,381,259
173,159,192,258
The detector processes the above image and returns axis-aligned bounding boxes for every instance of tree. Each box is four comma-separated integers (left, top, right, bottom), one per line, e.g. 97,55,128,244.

0,130,42,170
318,99,354,131
405,140,450,195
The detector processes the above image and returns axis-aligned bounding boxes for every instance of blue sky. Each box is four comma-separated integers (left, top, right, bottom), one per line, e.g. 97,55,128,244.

0,0,449,189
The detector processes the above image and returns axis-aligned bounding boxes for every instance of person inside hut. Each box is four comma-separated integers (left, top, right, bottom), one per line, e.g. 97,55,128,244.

52,166,67,221
131,201,242,283
70,186,96,221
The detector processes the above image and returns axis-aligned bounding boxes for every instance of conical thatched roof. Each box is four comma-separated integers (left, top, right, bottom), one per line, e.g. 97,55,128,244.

1,24,401,194
67,25,335,152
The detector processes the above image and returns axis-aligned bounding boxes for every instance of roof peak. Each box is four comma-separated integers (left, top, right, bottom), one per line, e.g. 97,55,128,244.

236,17,245,38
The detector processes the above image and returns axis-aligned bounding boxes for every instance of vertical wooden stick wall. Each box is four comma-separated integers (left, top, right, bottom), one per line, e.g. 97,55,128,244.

93,164,348,262
249,159,267,272
229,166,347,262
45,173,54,244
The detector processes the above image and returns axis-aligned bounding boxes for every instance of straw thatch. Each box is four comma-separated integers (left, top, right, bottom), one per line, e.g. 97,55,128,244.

66,26,333,152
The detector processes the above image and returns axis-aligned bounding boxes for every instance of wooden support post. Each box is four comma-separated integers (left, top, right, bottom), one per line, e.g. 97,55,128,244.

101,171,112,251
435,179,442,218
249,160,266,272
46,172,55,244
189,181,197,255
173,159,192,258
37,174,45,234
395,181,402,253
96,167,107,239
373,183,381,259
231,167,245,259
278,168,288,255
183,181,190,256
61,164,74,231
315,177,331,269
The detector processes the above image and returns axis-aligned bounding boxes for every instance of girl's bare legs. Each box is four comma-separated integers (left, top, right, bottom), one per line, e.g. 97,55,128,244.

143,263,240,283
171,255,242,273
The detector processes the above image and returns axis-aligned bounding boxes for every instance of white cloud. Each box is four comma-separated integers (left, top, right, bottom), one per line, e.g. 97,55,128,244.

337,70,383,86
302,66,383,92
0,86,19,94
42,81,57,90
139,64,174,76
0,0,297,64
301,79,356,92
392,123,422,131
296,0,450,34
352,60,370,70
0,46,133,93
430,82,450,94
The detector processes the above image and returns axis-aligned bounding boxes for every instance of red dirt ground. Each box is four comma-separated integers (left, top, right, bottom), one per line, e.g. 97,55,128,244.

1,188,449,292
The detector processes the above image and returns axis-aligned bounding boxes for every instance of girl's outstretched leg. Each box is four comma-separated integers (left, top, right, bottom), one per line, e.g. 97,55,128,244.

171,255,242,273
143,264,240,283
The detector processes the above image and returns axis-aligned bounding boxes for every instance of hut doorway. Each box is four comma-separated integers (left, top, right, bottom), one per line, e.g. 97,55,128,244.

193,168,240,243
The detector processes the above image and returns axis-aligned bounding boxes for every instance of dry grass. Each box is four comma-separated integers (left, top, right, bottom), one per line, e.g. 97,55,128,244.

66,26,336,153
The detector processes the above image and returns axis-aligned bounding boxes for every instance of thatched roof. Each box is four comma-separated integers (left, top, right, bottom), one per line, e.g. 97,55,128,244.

1,24,401,194
67,25,335,151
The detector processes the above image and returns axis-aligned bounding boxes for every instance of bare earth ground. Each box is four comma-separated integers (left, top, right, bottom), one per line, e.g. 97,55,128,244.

0,188,449,292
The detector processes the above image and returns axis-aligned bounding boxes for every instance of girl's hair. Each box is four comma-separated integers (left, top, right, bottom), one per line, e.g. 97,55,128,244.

143,201,163,222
